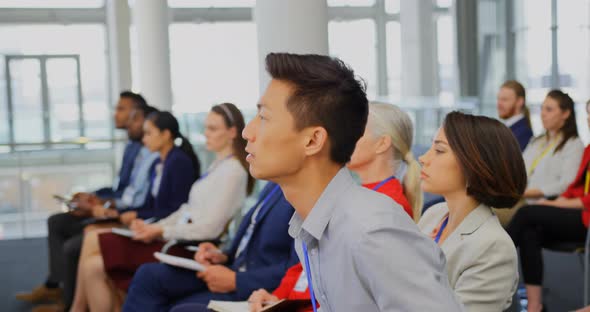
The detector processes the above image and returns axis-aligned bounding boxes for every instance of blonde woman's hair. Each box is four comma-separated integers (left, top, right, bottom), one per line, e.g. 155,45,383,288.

367,102,423,222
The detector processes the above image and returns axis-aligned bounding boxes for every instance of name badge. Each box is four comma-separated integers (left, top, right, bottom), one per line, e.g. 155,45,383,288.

293,270,308,292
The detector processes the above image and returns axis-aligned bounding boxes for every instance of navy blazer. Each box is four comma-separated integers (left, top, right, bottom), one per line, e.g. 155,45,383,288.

510,117,533,151
95,140,142,199
136,146,197,220
224,182,298,299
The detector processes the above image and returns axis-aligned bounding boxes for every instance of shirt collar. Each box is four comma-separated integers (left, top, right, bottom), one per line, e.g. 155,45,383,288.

502,113,525,128
288,167,355,244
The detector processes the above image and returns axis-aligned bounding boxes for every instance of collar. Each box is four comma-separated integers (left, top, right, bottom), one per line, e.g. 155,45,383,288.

503,114,525,128
456,203,494,236
288,167,355,244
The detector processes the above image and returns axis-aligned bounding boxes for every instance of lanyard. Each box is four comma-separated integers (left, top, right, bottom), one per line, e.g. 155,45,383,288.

198,154,233,181
302,242,319,312
372,175,396,191
234,185,281,259
434,216,449,244
528,136,559,176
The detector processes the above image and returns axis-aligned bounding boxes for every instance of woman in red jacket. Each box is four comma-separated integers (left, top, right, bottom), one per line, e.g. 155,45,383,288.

508,99,590,312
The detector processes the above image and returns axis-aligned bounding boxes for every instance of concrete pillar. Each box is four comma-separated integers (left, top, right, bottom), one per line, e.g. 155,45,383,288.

132,0,173,110
254,0,329,92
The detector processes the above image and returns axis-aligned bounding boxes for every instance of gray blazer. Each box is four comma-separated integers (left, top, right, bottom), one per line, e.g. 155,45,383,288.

419,203,519,311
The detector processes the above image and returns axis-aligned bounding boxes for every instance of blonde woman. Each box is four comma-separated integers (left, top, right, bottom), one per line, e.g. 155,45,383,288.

347,102,423,222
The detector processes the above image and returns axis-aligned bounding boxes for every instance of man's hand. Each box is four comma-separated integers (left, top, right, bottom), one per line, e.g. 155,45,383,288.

248,289,280,312
119,211,138,226
75,193,101,211
194,242,227,265
132,224,163,243
91,205,107,218
197,265,236,293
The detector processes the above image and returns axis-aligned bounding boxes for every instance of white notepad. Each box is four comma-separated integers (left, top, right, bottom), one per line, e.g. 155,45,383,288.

111,228,134,238
153,252,206,272
207,300,249,312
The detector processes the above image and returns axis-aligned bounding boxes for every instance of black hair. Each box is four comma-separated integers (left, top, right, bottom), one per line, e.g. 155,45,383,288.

147,111,201,180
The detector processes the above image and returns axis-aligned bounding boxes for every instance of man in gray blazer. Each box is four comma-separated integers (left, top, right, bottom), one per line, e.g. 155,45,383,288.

242,53,463,311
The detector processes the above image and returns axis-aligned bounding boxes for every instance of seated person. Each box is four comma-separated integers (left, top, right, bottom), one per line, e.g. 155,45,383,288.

173,103,426,312
123,181,297,312
346,102,422,221
17,91,153,309
521,90,583,202
497,80,534,151
498,90,583,226
71,104,252,312
418,112,526,311
507,99,590,312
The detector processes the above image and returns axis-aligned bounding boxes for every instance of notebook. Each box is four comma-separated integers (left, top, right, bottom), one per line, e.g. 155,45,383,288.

153,252,206,272
111,228,134,238
207,299,310,312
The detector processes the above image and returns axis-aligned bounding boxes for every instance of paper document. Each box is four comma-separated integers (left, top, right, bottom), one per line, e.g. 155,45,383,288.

111,228,134,238
153,252,206,272
207,300,249,312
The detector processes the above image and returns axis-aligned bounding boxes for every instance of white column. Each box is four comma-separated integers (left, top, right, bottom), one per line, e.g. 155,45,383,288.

400,0,438,97
254,0,329,93
106,0,132,102
132,0,173,111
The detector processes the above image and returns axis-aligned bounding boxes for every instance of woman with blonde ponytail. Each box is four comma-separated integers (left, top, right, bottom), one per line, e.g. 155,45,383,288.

347,102,423,222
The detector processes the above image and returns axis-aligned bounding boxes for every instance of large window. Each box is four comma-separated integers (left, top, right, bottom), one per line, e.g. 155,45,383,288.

329,19,378,99
168,22,259,113
0,25,110,150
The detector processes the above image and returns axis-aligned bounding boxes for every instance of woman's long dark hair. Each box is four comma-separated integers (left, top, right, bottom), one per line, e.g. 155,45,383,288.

211,103,254,194
147,111,201,181
545,90,578,154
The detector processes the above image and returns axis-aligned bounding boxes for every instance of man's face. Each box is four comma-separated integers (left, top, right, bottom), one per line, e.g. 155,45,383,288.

126,110,145,141
242,79,309,181
496,87,520,119
114,98,134,129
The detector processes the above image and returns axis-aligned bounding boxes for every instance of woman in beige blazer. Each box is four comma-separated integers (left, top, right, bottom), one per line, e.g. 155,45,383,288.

418,112,527,311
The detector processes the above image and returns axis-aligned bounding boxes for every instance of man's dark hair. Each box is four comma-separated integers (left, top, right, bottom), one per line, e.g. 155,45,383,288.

265,53,368,165
443,111,527,208
137,105,159,118
120,91,148,110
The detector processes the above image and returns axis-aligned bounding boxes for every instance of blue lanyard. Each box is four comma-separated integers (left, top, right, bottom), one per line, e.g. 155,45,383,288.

302,242,318,312
198,154,233,181
372,175,396,191
434,216,449,243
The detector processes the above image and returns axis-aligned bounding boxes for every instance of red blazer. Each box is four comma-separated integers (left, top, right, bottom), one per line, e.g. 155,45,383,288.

561,145,590,227
272,263,314,312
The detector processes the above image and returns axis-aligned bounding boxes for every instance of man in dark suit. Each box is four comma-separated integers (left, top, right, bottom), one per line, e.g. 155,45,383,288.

497,80,534,150
17,91,150,310
122,182,297,312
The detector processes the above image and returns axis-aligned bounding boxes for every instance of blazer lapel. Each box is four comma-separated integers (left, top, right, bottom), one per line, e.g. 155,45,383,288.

442,204,492,250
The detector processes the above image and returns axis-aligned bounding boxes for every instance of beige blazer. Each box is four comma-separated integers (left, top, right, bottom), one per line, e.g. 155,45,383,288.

418,203,519,312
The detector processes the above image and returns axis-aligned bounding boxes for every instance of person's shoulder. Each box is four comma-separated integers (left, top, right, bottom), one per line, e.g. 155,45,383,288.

564,136,584,149
418,202,449,231
218,157,247,178
336,184,416,232
468,213,517,260
168,147,192,163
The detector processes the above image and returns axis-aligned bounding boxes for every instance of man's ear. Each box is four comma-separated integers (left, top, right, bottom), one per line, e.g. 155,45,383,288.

303,126,329,157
